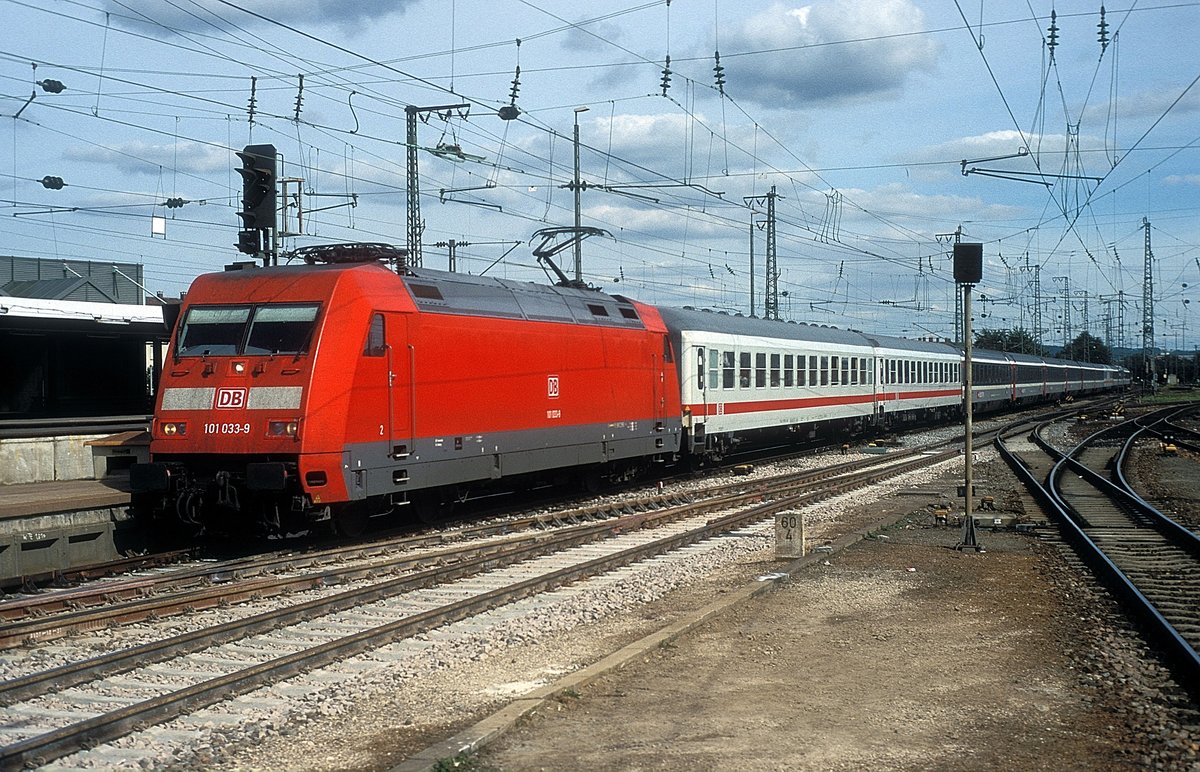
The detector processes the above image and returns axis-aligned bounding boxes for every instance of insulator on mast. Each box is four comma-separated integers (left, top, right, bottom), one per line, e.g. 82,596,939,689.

713,50,726,95
1047,9,1059,61
247,76,257,126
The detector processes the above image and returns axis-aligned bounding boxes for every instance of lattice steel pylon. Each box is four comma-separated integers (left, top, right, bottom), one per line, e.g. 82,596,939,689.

405,106,422,268
744,186,782,320
764,187,779,321
404,102,471,270
1143,217,1156,388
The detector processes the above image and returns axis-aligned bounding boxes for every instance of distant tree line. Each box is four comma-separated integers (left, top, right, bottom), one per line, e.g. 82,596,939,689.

973,326,1198,385
974,327,1111,364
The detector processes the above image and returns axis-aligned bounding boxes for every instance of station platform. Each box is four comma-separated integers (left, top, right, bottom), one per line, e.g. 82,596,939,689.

0,476,135,588
0,477,130,520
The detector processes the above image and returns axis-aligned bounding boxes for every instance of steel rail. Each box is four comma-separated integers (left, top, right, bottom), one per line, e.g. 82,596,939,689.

996,405,1200,702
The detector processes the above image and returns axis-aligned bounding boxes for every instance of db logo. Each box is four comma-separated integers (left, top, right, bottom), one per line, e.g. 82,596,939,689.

547,375,560,399
215,387,248,410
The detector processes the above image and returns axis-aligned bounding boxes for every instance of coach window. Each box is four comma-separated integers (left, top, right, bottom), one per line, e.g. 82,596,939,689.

862,357,870,385
830,356,839,385
364,312,386,356
755,352,767,388
770,353,782,387
723,351,736,389
849,357,858,385
708,348,720,390
796,355,806,386
842,357,851,385
784,354,794,387
809,355,818,386
739,352,752,388
820,356,829,386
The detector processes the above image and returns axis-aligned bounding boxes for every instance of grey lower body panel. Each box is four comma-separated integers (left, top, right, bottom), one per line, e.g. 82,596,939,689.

342,419,682,500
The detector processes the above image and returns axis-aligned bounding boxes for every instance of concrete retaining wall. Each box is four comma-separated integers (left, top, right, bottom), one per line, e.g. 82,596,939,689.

0,435,100,485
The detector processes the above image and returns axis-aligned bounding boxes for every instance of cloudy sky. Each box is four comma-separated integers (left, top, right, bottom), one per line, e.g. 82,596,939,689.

2,0,1197,349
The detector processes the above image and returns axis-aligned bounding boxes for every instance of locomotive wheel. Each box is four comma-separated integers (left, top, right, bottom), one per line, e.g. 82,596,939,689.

580,467,606,494
330,502,370,538
409,491,456,524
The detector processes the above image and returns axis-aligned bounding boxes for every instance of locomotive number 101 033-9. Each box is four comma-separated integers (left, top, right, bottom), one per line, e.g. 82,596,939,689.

204,422,252,435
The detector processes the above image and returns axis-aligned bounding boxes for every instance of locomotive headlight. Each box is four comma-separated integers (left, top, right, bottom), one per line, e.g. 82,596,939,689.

232,361,246,374
161,421,187,436
268,419,299,437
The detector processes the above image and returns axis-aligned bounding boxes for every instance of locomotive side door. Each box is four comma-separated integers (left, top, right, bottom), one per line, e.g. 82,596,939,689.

346,312,411,500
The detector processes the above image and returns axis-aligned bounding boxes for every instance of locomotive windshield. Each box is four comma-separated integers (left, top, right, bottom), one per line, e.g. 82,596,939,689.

177,303,320,357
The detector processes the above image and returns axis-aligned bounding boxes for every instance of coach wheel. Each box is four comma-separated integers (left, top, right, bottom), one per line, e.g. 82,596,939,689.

330,502,370,538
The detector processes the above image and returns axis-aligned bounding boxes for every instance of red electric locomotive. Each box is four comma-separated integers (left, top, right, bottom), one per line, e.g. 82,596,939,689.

131,246,682,537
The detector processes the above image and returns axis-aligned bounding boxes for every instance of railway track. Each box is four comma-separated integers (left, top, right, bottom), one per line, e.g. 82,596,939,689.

997,401,1200,701
0,424,968,642
0,436,965,770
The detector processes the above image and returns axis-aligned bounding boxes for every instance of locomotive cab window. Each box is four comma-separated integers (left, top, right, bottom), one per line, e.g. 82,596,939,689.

244,304,320,355
177,305,251,356
177,303,320,357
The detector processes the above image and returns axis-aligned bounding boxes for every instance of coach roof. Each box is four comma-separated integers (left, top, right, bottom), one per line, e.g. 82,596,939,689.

657,305,874,347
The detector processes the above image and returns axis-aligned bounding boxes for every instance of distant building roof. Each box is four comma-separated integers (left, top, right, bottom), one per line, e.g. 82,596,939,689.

1,276,118,302
0,296,163,326
0,255,144,304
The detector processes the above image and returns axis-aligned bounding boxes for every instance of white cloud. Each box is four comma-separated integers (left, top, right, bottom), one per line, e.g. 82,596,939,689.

64,140,233,177
723,0,940,106
101,0,415,35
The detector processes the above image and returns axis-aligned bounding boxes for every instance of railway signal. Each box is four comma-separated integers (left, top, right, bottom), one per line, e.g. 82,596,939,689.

235,143,277,258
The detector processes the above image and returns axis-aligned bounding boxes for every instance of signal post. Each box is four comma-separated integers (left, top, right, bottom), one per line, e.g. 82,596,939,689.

954,242,983,552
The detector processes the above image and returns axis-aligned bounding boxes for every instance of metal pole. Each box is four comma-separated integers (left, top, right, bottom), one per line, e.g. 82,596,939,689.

748,215,755,317
958,282,980,551
572,106,588,283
